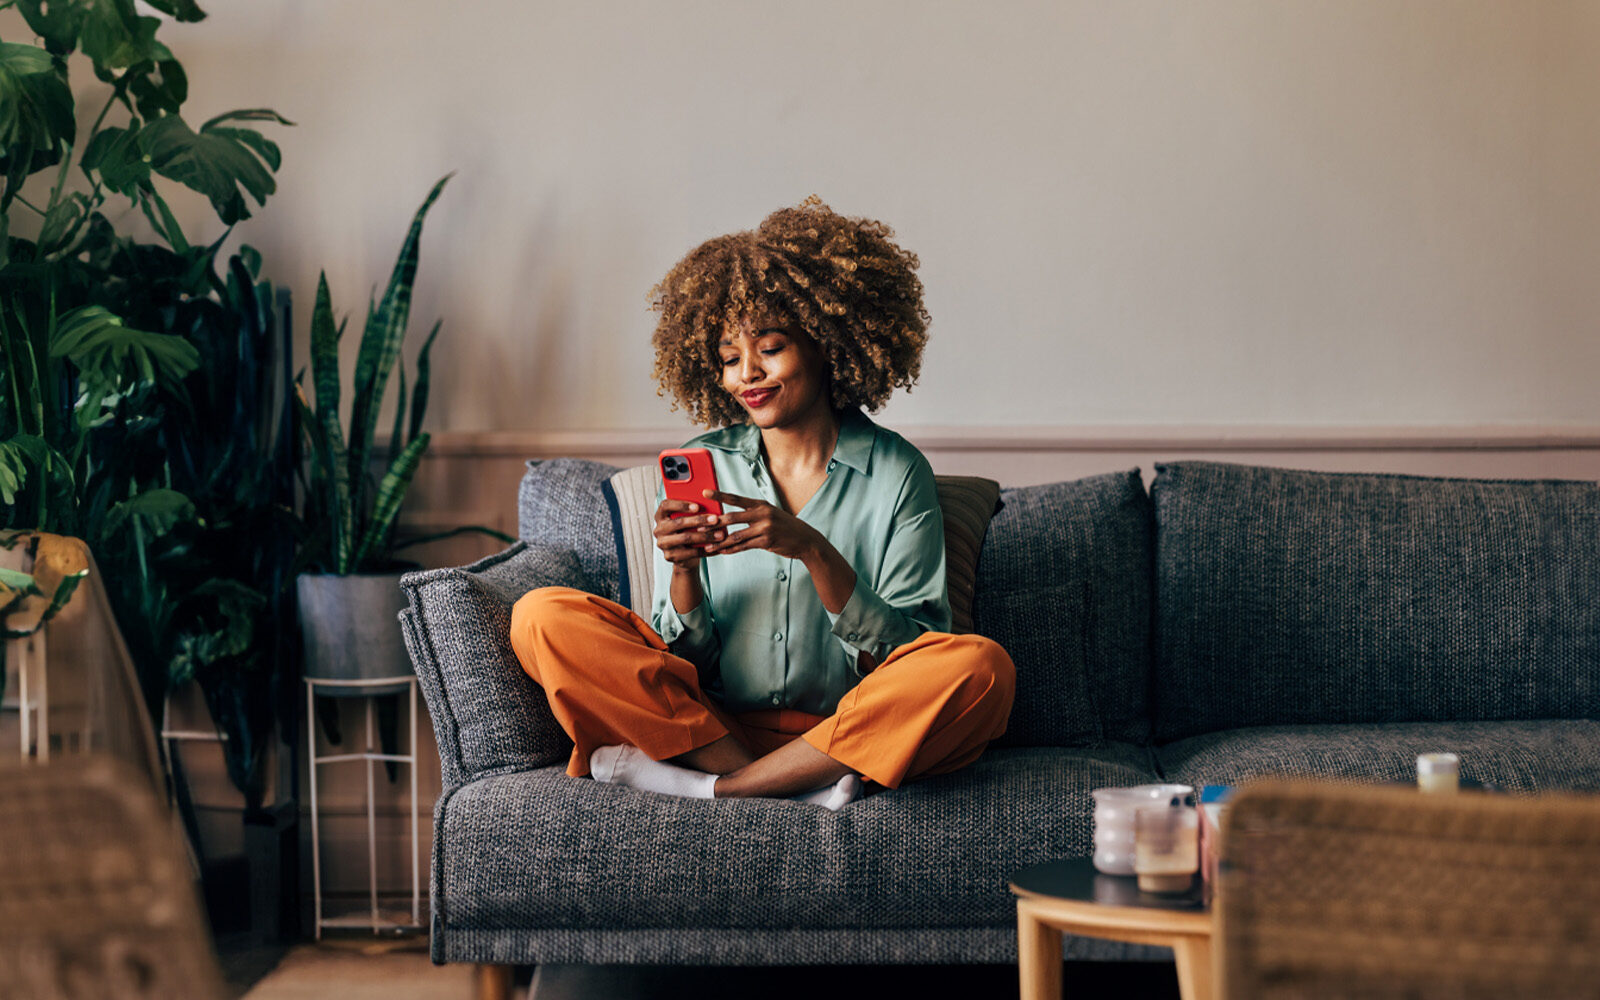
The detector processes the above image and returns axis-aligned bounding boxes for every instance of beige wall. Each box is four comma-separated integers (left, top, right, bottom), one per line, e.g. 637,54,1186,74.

12,0,1600,904
26,0,1592,435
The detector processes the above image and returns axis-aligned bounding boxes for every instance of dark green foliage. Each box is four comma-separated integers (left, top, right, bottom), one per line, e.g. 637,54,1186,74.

0,0,294,806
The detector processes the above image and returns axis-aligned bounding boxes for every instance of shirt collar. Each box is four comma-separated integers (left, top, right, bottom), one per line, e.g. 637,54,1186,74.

707,409,877,476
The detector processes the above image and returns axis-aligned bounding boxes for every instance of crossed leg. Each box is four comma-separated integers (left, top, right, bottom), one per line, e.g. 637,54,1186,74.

510,587,1014,803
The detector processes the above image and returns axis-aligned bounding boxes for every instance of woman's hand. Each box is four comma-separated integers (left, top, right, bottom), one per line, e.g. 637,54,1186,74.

653,497,725,570
701,491,822,561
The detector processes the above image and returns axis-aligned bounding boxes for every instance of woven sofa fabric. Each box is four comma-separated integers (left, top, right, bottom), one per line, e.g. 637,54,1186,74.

1152,461,1600,742
974,469,1154,747
434,745,1156,943
436,925,1163,967
518,458,624,604
1156,719,1600,794
400,542,584,780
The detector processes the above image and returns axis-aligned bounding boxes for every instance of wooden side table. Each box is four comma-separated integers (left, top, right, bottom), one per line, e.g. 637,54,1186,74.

1011,858,1213,1000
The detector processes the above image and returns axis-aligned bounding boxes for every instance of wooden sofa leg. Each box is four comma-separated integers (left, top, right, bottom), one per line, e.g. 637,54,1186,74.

474,963,514,1000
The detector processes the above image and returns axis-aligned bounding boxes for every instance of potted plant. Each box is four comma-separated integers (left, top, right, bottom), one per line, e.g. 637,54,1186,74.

294,173,509,697
4,0,301,939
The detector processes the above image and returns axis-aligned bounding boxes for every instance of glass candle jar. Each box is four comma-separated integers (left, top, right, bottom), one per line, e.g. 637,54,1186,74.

1134,802,1199,894
1417,752,1460,794
1091,784,1193,876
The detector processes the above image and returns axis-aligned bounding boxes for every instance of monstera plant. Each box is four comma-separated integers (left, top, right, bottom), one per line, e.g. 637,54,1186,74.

0,0,294,807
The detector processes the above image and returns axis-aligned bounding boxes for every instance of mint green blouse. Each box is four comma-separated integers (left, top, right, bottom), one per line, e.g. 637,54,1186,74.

651,409,951,716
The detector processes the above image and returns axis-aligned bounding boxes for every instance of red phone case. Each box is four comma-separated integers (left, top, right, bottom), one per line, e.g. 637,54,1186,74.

659,448,723,518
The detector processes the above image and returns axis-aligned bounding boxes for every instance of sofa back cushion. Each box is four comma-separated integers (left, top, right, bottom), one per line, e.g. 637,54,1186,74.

1151,461,1600,742
976,470,1154,747
517,459,622,604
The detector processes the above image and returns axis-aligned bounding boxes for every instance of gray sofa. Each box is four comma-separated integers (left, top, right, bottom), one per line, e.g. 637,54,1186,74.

399,458,1600,968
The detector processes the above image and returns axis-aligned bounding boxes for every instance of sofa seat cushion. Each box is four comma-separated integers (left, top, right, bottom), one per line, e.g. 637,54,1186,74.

434,744,1157,936
1156,720,1600,793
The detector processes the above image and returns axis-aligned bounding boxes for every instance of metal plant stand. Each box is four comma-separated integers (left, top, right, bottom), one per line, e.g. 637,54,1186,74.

305,675,422,938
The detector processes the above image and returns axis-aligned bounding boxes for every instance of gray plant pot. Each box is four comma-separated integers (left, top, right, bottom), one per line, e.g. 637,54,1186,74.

296,572,413,697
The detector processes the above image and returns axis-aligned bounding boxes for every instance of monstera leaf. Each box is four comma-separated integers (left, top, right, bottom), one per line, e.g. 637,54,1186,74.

137,111,292,225
49,305,201,391
0,42,75,201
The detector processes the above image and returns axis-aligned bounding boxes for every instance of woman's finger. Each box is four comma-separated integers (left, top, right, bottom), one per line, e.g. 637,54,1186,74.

657,526,724,549
706,489,765,509
654,514,720,537
711,509,765,526
656,498,701,517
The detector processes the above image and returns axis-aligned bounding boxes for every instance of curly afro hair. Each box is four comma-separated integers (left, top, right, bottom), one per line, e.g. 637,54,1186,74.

650,197,930,428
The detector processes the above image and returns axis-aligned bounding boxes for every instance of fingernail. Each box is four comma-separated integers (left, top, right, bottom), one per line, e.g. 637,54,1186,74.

688,504,698,512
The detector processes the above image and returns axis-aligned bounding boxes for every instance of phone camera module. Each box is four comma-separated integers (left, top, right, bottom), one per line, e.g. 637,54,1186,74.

662,455,691,481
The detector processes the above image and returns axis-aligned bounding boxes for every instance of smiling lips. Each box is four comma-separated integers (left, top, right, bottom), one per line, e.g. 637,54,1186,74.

742,387,777,408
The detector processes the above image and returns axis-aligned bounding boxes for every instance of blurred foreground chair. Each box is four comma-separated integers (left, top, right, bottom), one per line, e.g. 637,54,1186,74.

1217,779,1600,1000
0,756,225,1000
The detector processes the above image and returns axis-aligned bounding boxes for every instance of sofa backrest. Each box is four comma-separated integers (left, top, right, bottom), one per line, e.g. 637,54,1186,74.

518,458,623,605
1151,461,1600,742
976,469,1155,747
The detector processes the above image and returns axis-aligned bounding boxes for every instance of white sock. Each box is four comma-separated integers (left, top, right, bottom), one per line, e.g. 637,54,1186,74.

795,774,863,811
589,744,718,800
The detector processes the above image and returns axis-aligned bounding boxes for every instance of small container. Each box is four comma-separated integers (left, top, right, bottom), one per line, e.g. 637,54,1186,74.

1134,802,1199,894
1417,752,1460,794
1091,784,1192,876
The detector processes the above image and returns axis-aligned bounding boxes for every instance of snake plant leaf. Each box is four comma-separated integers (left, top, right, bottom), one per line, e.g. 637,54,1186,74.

352,433,429,572
102,488,195,541
387,362,408,469
347,174,450,494
137,113,280,225
409,319,441,444
308,273,341,427
48,305,201,391
0,42,74,195
294,382,354,574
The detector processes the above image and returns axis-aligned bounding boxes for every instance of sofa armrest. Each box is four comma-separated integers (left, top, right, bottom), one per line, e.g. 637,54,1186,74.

400,542,585,787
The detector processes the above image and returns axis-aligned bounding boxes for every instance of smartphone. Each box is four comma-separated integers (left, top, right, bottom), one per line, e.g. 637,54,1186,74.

659,448,723,519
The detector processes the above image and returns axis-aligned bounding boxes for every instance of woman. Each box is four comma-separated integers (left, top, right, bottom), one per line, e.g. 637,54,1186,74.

511,198,1014,809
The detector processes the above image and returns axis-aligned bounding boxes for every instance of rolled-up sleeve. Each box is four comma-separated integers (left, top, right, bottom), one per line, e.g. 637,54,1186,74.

651,542,721,677
827,462,950,672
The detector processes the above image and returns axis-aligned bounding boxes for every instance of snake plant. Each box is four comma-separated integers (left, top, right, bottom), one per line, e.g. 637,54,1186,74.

296,174,488,575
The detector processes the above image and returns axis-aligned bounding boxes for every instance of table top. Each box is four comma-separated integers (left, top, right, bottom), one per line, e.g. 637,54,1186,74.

1010,857,1207,912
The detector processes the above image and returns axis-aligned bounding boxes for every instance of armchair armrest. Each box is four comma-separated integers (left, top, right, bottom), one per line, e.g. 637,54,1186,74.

400,542,586,788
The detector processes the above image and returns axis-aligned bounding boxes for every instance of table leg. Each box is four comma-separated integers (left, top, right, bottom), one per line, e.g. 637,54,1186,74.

1171,934,1214,1000
1017,900,1063,1000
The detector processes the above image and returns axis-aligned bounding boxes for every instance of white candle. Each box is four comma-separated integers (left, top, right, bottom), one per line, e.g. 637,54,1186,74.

1417,752,1460,793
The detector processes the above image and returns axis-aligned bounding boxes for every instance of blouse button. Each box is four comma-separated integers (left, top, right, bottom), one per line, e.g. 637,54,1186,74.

847,632,859,642
776,571,787,582
827,460,837,471
773,632,783,642
770,694,782,706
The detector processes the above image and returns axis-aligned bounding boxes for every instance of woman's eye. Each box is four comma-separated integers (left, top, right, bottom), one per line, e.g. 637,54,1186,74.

721,357,738,366
761,346,784,356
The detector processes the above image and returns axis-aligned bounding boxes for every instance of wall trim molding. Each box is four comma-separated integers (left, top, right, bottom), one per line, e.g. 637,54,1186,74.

423,425,1600,458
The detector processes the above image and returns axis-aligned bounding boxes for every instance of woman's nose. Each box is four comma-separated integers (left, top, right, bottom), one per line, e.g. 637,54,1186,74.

739,352,763,381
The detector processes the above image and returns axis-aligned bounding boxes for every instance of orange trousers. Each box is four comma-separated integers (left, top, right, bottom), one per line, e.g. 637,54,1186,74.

510,587,1016,789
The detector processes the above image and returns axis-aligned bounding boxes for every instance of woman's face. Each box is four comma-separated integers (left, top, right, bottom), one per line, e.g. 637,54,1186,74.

718,313,830,429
